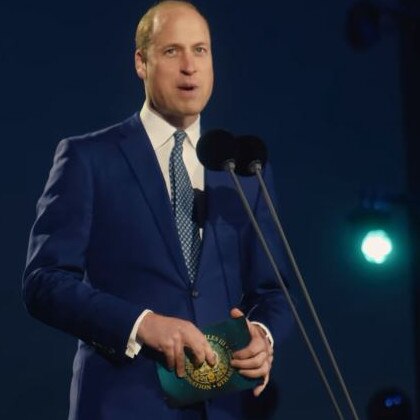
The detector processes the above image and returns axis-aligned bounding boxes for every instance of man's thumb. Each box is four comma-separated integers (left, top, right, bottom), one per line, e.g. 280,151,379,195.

230,307,244,319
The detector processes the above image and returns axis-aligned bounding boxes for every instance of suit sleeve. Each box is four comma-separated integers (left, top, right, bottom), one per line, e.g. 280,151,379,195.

22,139,142,360
240,163,295,346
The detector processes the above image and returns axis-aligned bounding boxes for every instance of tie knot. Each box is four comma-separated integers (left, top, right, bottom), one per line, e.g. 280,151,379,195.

174,130,187,146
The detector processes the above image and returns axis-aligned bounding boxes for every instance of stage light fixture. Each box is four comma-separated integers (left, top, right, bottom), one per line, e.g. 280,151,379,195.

361,229,393,264
349,194,396,266
367,387,411,419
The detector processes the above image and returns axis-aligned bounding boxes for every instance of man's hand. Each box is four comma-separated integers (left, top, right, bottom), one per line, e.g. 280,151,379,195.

137,313,216,378
230,308,273,397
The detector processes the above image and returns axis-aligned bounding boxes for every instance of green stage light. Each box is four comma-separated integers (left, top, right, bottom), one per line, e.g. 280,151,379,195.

361,229,393,264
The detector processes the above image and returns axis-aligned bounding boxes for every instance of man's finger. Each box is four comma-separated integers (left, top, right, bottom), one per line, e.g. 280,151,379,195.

231,351,267,370
183,331,211,366
230,307,244,319
165,346,176,371
174,341,186,377
189,345,205,367
253,383,265,397
253,375,269,397
238,363,269,379
233,337,266,360
204,344,217,367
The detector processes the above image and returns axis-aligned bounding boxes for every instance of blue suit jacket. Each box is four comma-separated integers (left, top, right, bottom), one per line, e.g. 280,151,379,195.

23,113,293,419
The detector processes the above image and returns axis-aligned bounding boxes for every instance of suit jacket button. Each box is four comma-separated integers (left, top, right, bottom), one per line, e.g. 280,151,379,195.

191,289,199,298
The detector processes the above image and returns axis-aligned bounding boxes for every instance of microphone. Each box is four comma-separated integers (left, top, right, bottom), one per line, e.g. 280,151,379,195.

196,129,236,171
196,130,348,419
234,135,267,176
235,135,360,420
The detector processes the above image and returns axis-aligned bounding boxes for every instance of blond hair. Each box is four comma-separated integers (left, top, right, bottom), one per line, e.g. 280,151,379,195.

135,1,208,60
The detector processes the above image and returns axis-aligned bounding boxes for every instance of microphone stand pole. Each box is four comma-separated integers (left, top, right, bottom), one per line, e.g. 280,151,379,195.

252,163,359,420
224,161,346,420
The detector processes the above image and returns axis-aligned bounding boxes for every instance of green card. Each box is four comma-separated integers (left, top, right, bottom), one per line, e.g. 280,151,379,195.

156,316,263,407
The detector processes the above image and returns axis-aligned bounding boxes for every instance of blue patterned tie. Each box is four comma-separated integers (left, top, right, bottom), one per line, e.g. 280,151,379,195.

169,130,201,284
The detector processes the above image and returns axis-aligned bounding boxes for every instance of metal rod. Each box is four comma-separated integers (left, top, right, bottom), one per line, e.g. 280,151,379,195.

225,162,345,420
254,165,359,420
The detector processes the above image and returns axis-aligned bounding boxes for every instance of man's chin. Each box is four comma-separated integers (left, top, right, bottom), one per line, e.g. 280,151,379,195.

171,105,203,121
176,95,211,114
176,103,205,116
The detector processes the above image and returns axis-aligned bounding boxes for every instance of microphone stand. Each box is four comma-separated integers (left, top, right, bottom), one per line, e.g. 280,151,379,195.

223,160,346,420
251,162,359,420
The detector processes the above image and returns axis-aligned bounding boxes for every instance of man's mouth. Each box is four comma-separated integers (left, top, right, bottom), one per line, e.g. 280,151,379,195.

178,84,197,91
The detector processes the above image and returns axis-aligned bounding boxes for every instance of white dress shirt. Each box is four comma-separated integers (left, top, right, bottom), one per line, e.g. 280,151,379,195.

125,102,273,358
140,102,204,195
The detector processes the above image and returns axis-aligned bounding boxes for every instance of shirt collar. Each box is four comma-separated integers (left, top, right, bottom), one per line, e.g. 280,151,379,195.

139,101,201,150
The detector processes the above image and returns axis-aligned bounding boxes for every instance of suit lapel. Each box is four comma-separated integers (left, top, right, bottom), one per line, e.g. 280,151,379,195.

117,113,190,284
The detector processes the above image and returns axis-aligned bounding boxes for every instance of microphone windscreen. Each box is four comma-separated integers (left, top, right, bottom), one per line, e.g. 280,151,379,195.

235,135,268,176
196,129,236,171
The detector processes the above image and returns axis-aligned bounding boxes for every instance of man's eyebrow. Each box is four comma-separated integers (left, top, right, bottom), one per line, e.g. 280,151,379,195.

159,41,210,49
193,41,210,47
160,43,181,49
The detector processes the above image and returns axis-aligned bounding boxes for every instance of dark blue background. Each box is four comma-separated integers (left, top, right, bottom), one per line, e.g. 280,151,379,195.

1,0,415,418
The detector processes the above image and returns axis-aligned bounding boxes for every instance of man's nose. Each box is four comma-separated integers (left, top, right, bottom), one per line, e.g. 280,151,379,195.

180,52,196,75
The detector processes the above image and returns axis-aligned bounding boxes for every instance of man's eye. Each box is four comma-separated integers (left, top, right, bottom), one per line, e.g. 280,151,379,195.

164,48,177,56
195,46,207,54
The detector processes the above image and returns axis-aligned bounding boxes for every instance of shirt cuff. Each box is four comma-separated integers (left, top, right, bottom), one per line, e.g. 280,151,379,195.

125,309,153,358
251,321,274,348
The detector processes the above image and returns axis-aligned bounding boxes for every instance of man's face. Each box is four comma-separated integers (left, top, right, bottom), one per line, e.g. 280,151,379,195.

135,4,214,128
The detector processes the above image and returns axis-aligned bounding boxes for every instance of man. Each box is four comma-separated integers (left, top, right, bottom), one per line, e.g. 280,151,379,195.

23,1,293,419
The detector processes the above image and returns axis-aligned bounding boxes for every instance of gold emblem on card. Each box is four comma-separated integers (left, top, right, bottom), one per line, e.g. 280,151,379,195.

185,334,234,390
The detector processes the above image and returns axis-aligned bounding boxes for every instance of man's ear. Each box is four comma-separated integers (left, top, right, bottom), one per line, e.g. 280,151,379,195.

135,49,147,80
